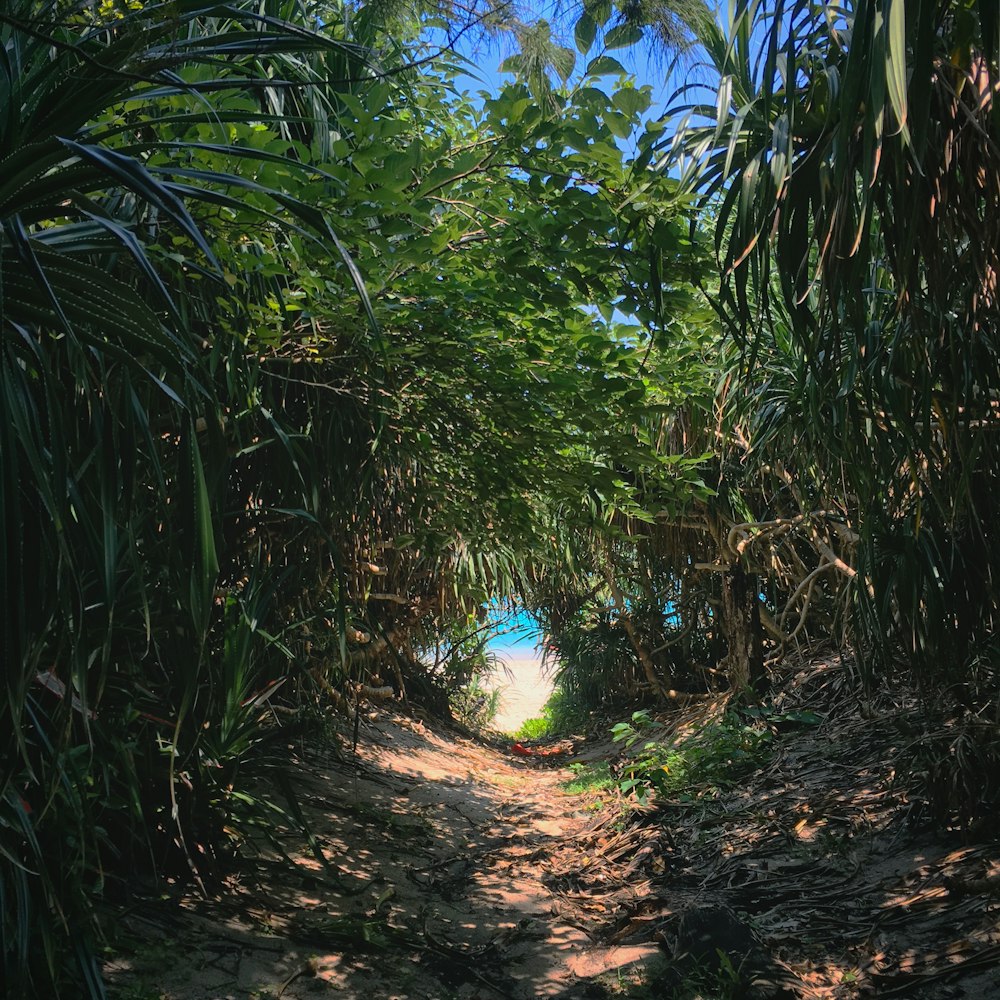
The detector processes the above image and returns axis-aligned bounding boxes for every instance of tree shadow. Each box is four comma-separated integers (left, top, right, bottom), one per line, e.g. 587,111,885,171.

106,709,646,999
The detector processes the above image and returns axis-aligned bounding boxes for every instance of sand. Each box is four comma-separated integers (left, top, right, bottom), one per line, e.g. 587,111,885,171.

490,653,553,732
106,708,659,999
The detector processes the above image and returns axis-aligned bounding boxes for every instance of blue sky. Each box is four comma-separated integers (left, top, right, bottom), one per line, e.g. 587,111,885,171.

436,4,719,124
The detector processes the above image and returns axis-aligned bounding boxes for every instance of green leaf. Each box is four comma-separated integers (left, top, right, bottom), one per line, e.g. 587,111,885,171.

575,13,598,54
604,24,643,50
186,426,219,639
605,111,633,140
612,87,650,117
59,139,219,269
885,0,910,142
586,55,627,78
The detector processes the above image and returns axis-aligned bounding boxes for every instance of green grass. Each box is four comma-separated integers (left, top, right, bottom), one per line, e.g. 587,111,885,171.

561,760,615,796
510,685,593,740
513,715,552,740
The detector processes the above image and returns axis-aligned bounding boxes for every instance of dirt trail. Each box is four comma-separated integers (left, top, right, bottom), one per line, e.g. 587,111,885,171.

106,657,1000,1000
107,711,654,999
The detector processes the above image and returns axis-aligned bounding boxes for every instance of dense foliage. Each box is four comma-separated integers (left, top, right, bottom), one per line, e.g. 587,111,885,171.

673,0,1000,688
4,0,1000,993
0,0,708,993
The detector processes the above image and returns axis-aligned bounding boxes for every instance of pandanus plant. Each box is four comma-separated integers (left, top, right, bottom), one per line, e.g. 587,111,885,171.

0,1,392,992
670,0,1000,686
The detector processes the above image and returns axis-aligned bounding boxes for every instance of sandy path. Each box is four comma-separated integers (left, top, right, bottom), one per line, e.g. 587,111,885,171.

106,656,1000,1000
491,654,553,732
105,711,655,999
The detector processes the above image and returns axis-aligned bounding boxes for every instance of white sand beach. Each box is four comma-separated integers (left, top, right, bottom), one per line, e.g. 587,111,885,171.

490,653,553,732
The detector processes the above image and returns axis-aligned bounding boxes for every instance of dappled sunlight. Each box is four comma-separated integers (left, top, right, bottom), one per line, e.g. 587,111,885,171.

526,652,1000,999
105,656,1000,998
9,2,1000,997
110,707,655,998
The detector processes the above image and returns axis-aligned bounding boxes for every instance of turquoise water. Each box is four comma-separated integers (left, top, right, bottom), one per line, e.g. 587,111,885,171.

487,607,542,654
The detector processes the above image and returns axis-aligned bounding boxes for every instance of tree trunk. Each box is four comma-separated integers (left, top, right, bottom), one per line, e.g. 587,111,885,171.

605,570,673,697
721,566,765,696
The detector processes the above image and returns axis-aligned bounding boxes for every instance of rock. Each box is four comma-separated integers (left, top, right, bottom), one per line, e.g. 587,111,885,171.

670,904,762,970
657,905,794,999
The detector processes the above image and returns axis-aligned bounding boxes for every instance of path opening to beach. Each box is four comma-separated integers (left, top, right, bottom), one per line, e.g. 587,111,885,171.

491,650,553,732
487,608,551,732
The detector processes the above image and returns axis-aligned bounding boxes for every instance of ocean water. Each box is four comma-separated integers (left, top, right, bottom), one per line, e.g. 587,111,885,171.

487,607,542,655
485,607,550,730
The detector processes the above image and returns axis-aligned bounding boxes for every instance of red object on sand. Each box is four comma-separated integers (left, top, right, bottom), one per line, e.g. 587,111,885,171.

510,742,569,758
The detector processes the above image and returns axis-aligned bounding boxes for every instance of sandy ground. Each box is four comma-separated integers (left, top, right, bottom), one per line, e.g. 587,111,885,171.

103,654,1000,1000
105,710,655,999
490,654,552,732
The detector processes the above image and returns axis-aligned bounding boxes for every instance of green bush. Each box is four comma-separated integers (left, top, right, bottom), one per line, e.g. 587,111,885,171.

514,715,554,740
611,710,773,806
511,685,593,739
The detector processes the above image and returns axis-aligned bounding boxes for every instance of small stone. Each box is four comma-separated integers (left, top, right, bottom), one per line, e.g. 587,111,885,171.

671,905,761,969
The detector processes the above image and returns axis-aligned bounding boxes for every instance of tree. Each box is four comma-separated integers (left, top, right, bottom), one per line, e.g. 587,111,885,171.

669,0,1000,692
1,2,714,992
0,2,422,991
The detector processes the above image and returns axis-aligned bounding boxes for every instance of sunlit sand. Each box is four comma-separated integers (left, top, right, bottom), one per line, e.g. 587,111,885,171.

491,652,553,732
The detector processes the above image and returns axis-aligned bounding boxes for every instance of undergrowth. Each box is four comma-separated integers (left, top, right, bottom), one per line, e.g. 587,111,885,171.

513,715,552,740
611,709,775,806
512,685,602,739
561,760,615,796
451,673,505,731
